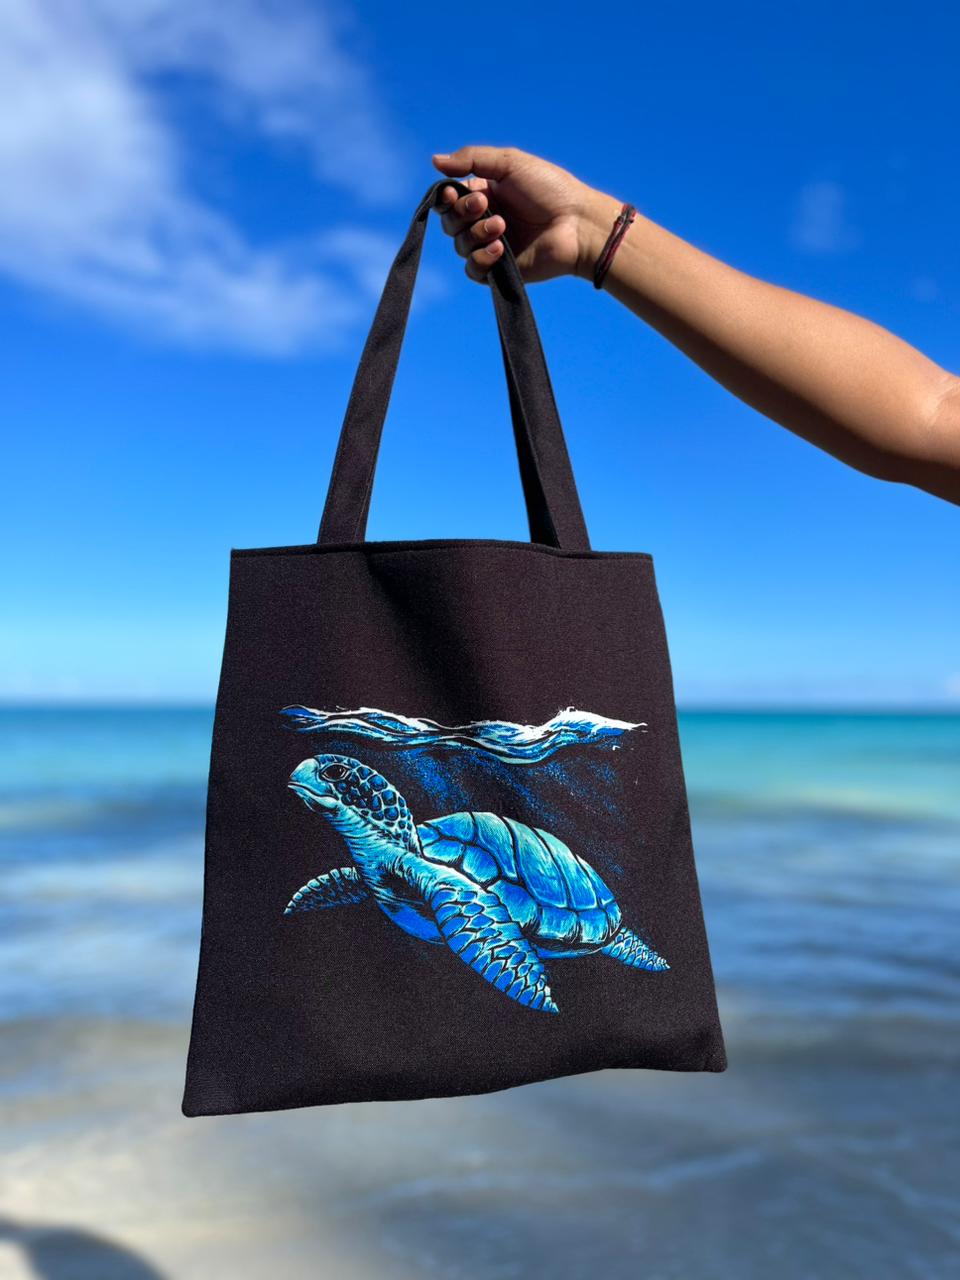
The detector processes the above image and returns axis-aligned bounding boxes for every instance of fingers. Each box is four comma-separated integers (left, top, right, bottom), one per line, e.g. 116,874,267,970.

432,145,516,181
434,179,504,281
464,237,503,283
454,214,505,262
433,149,516,283
438,181,490,236
464,234,503,282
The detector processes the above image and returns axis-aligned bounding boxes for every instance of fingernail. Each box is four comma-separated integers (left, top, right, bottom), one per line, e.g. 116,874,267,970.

487,240,502,256
466,193,483,212
484,217,501,235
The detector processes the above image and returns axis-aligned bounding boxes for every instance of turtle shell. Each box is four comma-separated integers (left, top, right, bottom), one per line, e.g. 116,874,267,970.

417,811,621,953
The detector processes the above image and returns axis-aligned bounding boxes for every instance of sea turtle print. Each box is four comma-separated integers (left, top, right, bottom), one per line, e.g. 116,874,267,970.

284,753,669,1014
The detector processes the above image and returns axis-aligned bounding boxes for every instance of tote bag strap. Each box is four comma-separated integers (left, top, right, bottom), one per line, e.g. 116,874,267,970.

317,178,591,551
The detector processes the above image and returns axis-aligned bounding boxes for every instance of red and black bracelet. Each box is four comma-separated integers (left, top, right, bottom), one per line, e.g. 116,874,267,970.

593,202,638,289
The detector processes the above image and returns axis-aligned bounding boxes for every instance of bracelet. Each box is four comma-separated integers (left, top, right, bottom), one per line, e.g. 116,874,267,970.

592,202,637,289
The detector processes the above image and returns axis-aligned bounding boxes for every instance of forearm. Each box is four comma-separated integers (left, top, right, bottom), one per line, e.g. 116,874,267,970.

577,190,960,503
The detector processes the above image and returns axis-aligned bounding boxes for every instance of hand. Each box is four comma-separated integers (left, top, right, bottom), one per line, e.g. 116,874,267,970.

431,146,621,284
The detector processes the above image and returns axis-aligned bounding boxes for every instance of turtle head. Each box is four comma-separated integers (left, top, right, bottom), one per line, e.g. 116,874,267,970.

288,754,418,860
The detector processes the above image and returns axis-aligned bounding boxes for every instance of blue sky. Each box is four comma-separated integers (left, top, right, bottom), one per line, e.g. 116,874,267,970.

1,1,957,706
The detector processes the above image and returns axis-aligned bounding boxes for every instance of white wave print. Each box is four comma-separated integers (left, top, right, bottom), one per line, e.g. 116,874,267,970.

279,705,644,764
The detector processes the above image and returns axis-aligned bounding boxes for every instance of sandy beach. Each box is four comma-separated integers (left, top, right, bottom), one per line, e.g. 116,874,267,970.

3,1010,959,1279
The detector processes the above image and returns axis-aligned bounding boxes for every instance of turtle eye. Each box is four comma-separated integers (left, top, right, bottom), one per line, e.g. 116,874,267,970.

320,762,349,782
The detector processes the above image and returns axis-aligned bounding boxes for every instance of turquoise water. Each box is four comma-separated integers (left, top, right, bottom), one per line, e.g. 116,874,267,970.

1,708,958,1279
1,707,958,1028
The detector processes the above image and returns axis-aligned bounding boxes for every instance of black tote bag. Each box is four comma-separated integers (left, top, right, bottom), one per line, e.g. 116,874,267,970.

182,179,725,1117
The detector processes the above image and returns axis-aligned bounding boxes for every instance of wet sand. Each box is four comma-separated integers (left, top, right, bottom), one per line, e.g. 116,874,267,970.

2,1010,958,1280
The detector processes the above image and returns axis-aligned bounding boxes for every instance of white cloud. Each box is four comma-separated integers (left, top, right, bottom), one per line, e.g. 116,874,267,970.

0,0,411,354
790,181,860,255
90,0,405,199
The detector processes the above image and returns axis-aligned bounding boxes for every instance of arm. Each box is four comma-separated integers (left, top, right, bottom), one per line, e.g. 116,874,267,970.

432,146,960,504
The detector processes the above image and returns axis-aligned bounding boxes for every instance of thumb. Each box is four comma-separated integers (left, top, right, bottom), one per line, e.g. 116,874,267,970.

432,145,515,181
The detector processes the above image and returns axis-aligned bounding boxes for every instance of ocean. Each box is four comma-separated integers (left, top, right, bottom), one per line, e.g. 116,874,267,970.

1,707,958,1279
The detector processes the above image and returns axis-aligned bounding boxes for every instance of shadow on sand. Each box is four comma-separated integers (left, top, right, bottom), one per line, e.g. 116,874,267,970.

0,1217,165,1280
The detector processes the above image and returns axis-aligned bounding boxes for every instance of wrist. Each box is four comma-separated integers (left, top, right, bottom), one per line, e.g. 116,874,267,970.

574,186,629,282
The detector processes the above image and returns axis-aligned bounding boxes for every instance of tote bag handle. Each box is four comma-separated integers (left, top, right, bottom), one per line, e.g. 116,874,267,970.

317,178,591,551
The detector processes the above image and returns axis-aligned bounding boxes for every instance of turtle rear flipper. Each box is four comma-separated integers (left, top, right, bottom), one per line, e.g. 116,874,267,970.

284,866,368,915
600,927,670,971
406,863,559,1014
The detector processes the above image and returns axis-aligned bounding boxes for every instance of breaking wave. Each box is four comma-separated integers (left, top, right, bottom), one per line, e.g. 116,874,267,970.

279,705,643,764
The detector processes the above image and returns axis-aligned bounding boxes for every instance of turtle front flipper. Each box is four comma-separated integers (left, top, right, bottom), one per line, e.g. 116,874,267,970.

408,864,559,1014
600,927,670,971
284,866,369,915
